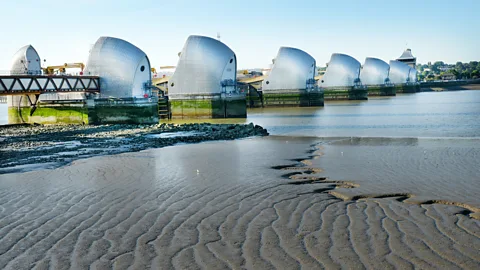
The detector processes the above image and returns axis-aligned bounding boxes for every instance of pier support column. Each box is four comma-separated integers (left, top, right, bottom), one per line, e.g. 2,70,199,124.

169,93,246,119
261,89,324,107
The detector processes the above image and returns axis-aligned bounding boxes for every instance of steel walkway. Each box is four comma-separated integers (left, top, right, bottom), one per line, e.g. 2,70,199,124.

0,75,100,96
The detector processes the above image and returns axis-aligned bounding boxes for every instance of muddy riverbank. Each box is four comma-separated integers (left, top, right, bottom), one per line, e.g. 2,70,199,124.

0,123,268,173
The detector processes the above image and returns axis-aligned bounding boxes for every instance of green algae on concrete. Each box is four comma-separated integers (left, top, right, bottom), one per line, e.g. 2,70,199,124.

8,105,89,125
323,87,368,100
169,93,247,119
395,84,419,94
87,98,158,124
367,85,396,96
225,98,247,117
262,89,324,107
7,97,158,125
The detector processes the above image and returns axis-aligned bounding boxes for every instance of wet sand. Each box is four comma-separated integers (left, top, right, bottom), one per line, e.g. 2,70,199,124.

0,136,478,269
311,137,480,217
0,123,268,174
421,84,480,92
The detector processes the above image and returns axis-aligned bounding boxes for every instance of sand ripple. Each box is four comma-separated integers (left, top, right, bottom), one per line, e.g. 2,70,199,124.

0,138,478,269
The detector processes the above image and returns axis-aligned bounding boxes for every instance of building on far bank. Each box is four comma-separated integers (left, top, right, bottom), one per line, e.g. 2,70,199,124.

441,73,456,80
396,48,417,69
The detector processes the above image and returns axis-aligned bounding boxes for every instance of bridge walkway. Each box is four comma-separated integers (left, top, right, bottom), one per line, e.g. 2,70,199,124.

0,75,100,96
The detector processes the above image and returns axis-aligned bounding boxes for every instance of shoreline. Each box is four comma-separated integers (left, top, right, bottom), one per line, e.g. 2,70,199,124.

420,82,480,92
0,123,268,174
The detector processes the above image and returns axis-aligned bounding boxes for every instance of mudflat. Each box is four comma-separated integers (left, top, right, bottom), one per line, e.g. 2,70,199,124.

0,136,478,269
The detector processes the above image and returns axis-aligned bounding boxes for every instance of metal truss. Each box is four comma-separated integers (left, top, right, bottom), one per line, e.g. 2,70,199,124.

0,75,100,95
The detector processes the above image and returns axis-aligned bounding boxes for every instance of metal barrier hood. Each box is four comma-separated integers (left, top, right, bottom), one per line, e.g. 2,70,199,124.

168,35,237,95
10,45,42,75
84,36,151,98
319,53,361,87
262,47,316,91
408,68,418,83
389,60,411,84
360,57,390,85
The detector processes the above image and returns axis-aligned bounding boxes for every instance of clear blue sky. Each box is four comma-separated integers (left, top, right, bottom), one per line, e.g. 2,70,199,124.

0,0,478,70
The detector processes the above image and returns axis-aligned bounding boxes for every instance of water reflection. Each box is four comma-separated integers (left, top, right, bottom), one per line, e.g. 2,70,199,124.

245,91,480,137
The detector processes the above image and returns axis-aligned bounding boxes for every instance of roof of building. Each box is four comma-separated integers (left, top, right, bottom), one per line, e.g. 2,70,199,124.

397,49,416,60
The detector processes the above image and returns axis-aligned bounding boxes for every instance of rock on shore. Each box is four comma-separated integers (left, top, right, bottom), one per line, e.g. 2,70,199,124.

0,123,269,173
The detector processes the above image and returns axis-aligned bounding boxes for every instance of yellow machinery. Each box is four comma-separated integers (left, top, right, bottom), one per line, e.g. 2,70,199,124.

151,66,176,74
43,63,85,75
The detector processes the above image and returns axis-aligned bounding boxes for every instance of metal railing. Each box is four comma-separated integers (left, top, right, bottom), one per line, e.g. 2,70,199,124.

0,70,84,76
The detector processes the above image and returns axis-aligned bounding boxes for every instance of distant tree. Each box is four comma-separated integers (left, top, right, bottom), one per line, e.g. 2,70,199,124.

451,69,459,79
418,74,425,81
471,70,479,79
432,61,445,73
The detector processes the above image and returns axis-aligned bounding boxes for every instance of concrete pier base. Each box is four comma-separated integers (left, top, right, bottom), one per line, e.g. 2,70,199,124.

261,89,324,107
169,93,246,119
324,87,369,100
367,85,396,96
246,88,263,108
395,84,420,94
7,95,158,125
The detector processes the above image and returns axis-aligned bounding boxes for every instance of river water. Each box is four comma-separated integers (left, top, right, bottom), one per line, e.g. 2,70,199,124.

2,91,480,137
248,90,480,138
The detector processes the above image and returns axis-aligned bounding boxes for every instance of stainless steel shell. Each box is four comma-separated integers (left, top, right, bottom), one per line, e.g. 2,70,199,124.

10,45,42,75
84,36,151,98
262,47,316,91
389,60,411,84
360,57,390,85
408,68,418,83
168,35,237,95
319,53,361,87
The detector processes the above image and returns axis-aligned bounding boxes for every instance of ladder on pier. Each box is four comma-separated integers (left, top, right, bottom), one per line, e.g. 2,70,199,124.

154,90,171,119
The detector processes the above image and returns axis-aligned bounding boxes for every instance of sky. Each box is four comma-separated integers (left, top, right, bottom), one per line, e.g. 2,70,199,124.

0,0,478,71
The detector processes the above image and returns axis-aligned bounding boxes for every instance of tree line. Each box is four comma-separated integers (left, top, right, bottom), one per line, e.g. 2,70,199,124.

417,61,480,81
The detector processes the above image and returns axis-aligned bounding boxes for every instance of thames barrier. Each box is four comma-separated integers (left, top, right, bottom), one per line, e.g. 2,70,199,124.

2,35,470,124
